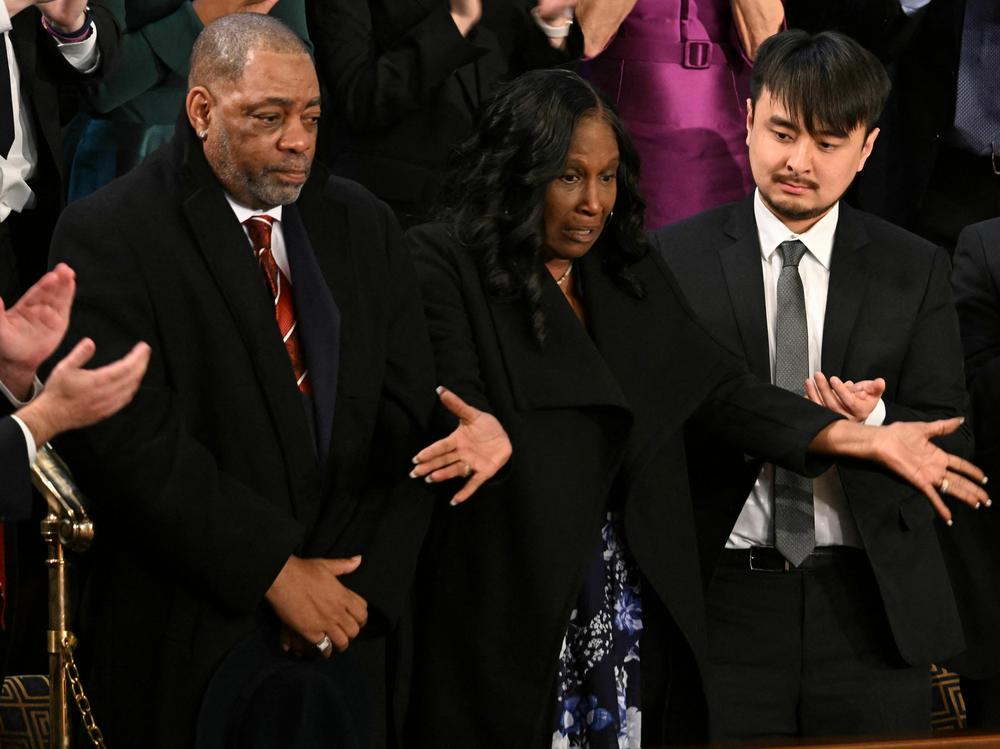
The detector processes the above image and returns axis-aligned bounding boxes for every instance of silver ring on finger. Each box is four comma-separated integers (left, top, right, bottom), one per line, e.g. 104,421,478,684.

462,462,473,479
315,634,333,654
939,477,950,494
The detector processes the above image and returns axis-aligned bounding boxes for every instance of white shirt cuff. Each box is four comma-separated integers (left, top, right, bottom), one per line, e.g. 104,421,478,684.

864,398,887,426
10,414,37,465
57,25,100,73
899,0,932,15
0,375,42,406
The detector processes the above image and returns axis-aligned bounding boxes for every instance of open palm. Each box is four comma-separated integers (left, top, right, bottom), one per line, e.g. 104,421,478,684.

0,264,74,397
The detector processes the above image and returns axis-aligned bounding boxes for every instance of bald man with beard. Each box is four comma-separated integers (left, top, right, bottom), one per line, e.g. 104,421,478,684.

48,14,439,748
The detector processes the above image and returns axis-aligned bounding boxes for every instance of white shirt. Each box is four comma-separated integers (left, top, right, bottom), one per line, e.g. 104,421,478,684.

726,190,886,549
0,3,99,221
899,0,933,15
225,195,291,280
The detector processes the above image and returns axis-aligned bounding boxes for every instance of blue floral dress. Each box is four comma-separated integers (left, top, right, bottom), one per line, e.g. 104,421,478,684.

552,512,642,749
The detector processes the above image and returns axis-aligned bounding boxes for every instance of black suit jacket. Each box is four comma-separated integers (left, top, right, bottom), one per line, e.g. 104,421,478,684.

406,223,839,748
5,3,119,291
308,0,581,226
947,217,1000,678
654,197,970,666
47,122,438,747
0,411,30,521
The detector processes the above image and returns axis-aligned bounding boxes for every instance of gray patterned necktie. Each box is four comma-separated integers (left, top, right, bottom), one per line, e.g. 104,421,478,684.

773,239,815,567
953,0,1000,158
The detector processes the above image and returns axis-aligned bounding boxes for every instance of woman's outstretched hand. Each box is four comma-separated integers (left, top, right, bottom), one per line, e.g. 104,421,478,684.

410,386,512,505
810,417,989,524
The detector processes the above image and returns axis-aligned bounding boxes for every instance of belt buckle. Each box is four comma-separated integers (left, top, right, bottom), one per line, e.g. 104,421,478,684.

683,41,712,69
749,547,789,573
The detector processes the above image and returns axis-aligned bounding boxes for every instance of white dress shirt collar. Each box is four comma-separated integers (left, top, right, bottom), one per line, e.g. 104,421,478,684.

753,188,839,271
224,195,283,225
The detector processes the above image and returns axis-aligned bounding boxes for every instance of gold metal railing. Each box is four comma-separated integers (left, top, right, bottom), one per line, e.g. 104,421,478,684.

30,443,104,749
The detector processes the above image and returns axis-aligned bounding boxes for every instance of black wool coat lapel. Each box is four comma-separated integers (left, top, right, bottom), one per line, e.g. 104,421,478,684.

281,200,341,468
178,137,322,523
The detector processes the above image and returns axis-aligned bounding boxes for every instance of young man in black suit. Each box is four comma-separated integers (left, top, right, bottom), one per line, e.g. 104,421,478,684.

653,30,971,741
46,14,455,748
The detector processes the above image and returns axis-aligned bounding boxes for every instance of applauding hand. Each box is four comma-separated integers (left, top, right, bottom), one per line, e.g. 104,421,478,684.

805,371,885,423
0,263,75,400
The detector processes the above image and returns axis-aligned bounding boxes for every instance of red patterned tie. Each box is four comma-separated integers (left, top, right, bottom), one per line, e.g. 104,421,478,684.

243,216,311,394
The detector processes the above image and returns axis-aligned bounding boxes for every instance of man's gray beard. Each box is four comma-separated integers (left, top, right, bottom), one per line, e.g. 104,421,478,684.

212,127,308,208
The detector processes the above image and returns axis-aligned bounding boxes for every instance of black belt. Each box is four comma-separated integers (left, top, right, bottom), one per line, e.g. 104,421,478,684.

720,546,864,573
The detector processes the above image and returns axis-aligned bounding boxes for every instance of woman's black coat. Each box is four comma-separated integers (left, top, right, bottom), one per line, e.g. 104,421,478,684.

406,223,837,747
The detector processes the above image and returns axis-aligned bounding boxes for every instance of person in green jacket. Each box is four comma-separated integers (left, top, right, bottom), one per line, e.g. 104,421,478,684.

66,0,309,200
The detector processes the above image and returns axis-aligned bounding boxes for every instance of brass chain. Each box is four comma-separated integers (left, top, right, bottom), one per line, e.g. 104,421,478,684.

62,635,108,749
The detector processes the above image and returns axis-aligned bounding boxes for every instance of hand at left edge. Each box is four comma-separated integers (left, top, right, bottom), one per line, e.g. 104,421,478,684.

33,0,89,33
0,263,74,400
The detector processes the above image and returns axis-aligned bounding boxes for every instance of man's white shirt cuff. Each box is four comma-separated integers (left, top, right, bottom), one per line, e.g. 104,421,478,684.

899,0,932,15
864,398,887,427
11,414,37,465
0,374,42,406
57,26,100,73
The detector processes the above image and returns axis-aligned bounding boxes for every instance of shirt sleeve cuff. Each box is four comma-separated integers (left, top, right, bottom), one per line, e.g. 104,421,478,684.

0,375,42,406
899,0,932,14
57,25,100,73
10,414,37,465
864,398,887,427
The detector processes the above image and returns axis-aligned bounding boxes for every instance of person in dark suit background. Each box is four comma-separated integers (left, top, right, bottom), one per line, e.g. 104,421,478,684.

0,262,148,671
44,14,487,748
949,217,1000,728
785,0,998,250
655,30,972,741
0,0,118,301
307,0,581,228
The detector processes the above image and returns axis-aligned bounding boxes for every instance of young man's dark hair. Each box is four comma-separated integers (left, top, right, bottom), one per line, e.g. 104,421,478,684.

750,30,891,137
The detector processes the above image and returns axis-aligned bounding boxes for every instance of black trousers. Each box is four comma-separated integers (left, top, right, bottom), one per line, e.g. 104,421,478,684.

961,674,1000,730
706,548,931,743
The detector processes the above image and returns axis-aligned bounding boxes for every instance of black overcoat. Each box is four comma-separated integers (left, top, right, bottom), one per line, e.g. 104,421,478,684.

47,122,438,747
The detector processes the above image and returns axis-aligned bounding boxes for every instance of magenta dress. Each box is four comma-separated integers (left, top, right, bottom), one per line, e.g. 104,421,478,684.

582,0,755,229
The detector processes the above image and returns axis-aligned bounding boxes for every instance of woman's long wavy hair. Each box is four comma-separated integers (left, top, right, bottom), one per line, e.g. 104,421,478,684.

438,69,650,342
